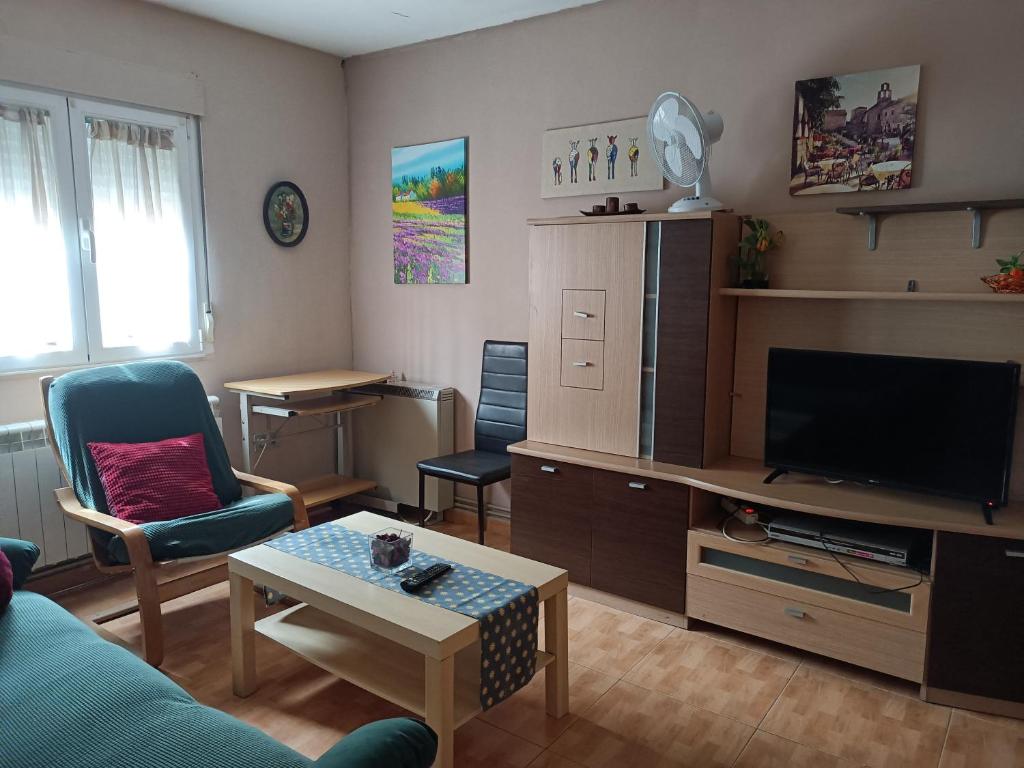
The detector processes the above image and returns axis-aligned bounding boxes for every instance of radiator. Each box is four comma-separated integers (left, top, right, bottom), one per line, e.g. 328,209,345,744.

351,382,454,513
0,396,221,571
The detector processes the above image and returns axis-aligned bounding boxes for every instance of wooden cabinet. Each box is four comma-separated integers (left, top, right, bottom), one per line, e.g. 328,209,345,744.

591,470,688,612
926,532,1024,705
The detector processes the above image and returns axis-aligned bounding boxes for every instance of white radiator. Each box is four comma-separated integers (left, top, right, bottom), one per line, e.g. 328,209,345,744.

351,381,454,513
0,396,221,570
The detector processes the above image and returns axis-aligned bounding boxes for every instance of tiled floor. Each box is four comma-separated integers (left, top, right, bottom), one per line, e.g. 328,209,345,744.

51,516,1024,768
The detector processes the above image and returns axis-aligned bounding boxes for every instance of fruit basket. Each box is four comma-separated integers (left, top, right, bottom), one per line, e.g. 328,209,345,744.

369,528,413,571
981,274,1024,294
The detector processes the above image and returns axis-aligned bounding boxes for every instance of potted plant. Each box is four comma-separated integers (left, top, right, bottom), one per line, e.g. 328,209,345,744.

738,218,784,288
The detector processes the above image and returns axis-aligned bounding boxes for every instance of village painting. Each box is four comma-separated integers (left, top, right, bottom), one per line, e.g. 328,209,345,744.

392,137,467,284
541,116,663,198
791,65,920,195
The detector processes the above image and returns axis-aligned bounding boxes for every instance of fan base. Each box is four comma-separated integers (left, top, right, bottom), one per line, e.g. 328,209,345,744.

668,195,725,213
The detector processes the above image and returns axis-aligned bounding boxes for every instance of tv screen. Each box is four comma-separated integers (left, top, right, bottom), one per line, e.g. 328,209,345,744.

765,349,1020,504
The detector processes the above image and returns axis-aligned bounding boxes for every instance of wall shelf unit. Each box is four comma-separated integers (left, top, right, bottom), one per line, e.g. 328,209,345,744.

719,288,1024,302
836,198,1024,250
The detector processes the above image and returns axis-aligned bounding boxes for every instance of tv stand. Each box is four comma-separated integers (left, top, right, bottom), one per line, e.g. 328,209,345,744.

763,467,788,485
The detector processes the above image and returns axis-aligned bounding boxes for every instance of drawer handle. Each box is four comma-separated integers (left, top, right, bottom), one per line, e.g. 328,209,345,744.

1007,550,1024,559
787,554,809,566
783,607,806,619
573,310,593,318
572,361,592,367
628,481,648,490
540,465,559,473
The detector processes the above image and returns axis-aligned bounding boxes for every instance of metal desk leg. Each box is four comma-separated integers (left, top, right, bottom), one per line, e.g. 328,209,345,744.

336,410,354,478
239,392,253,473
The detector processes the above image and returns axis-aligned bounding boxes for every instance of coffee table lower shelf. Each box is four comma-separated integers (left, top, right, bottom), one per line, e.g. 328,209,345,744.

256,603,554,727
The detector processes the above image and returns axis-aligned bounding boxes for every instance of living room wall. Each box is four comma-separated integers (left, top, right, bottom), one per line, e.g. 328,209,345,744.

0,0,351,479
344,0,1024,510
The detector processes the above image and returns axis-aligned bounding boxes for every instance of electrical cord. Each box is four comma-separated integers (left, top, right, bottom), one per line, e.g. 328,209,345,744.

720,513,770,544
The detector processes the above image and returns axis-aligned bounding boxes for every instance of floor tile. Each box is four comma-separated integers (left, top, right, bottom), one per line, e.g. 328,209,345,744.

566,598,672,677
761,666,950,768
799,652,922,699
938,709,1024,768
455,718,544,768
733,731,858,768
527,752,588,768
624,628,797,726
686,620,806,664
548,680,753,768
478,661,617,746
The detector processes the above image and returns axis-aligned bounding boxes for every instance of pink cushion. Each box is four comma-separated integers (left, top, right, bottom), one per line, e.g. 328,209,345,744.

0,550,12,614
87,433,222,524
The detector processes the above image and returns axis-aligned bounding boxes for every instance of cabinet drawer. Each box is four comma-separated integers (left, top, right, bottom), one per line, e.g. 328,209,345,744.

592,470,688,612
687,529,930,632
510,455,593,585
687,575,925,682
561,289,606,341
560,339,604,390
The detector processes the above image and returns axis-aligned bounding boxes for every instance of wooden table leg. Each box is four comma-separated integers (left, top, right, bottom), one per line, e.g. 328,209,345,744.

424,654,454,768
544,587,570,718
230,571,257,697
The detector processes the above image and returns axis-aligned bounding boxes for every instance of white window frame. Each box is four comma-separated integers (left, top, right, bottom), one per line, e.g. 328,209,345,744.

0,82,209,374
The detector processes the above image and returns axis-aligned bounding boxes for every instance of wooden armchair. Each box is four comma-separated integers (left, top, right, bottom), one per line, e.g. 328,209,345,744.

41,361,308,667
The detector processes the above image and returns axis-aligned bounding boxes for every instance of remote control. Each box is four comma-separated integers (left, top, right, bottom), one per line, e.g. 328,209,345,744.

400,562,453,593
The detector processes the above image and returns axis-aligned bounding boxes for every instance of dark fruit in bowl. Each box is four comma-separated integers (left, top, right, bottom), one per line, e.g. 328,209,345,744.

370,529,412,569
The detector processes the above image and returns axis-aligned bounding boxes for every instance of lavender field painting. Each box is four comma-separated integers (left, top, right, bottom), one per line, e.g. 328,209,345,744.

392,138,467,284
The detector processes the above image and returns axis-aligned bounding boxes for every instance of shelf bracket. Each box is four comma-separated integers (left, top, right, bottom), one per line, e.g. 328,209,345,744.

968,207,982,248
860,212,878,250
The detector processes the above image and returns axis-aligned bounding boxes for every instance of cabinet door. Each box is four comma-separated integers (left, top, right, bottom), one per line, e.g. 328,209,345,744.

510,454,593,584
591,469,689,611
927,532,1024,703
527,222,644,457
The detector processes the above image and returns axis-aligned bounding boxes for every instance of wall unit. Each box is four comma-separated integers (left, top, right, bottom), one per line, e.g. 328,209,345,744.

510,206,1024,719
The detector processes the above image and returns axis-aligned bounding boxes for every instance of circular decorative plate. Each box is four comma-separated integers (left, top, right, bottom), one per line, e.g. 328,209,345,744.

263,181,308,247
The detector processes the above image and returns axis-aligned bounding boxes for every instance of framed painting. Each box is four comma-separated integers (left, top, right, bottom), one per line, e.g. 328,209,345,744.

263,181,308,247
392,137,467,284
541,116,663,198
791,65,920,195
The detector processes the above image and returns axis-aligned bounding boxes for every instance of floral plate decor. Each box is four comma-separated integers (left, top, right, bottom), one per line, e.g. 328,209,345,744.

263,181,308,247
981,251,1024,294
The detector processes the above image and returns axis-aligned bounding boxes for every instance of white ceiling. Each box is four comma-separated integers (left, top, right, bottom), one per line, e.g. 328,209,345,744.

144,0,604,57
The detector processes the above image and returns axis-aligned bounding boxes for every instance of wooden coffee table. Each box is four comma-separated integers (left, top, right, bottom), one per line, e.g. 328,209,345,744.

229,511,569,768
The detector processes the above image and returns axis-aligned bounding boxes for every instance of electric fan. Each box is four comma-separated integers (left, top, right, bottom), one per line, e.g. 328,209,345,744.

647,91,725,212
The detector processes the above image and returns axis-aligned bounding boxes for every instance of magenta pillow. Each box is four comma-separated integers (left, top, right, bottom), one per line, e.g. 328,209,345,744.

87,433,222,524
0,550,13,615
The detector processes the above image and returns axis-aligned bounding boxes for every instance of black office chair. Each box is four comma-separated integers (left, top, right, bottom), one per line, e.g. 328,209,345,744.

416,340,527,544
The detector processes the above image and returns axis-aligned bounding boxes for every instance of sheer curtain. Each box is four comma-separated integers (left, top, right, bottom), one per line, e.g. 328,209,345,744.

87,117,192,351
0,103,74,357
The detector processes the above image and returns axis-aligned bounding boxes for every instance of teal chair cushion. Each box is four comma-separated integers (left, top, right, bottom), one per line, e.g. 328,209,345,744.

0,537,41,588
104,493,295,565
0,591,436,768
47,360,242,515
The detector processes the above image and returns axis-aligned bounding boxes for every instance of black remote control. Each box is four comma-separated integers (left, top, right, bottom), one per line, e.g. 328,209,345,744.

400,562,453,593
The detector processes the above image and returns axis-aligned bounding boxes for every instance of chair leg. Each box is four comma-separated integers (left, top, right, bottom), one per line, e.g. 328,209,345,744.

134,562,165,667
418,470,427,527
477,484,487,545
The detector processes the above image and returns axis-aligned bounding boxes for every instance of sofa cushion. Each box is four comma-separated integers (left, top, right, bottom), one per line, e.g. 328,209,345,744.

104,492,295,564
0,550,12,614
315,718,437,768
88,433,223,523
0,537,41,588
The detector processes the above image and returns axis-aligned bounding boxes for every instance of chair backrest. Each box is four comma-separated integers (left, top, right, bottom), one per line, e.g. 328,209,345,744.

474,340,528,454
43,360,241,514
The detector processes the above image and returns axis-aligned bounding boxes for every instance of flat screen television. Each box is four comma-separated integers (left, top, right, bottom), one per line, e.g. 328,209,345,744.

764,348,1020,507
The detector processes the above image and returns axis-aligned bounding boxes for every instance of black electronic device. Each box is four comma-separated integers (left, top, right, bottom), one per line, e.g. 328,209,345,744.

400,562,453,593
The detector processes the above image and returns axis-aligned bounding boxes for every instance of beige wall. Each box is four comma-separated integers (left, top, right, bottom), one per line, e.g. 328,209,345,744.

344,0,1024,508
0,0,351,480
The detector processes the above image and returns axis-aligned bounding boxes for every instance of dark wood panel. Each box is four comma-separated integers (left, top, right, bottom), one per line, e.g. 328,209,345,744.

510,454,593,584
591,468,689,611
652,219,713,468
926,532,1024,703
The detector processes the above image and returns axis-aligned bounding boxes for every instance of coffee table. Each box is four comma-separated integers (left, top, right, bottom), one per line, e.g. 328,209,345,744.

229,511,569,768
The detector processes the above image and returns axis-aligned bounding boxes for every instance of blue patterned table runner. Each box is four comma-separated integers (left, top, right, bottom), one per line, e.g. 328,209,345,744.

267,523,539,710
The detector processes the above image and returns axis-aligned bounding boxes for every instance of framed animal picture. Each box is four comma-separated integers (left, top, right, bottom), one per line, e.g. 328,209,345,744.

541,116,663,198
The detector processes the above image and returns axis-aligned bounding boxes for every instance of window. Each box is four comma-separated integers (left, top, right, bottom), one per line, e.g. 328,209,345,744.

0,82,207,373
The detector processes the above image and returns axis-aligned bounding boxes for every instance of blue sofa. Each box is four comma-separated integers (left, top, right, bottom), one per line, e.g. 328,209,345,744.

0,538,436,768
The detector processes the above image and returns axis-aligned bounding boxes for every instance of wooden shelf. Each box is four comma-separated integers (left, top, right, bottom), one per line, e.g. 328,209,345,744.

297,474,377,508
719,288,1024,302
252,393,381,418
527,210,732,226
256,603,554,727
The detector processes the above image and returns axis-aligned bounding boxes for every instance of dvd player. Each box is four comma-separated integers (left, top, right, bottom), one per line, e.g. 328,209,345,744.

766,515,914,567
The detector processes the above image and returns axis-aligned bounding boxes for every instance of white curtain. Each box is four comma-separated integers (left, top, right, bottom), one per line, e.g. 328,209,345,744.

88,117,192,350
0,103,74,357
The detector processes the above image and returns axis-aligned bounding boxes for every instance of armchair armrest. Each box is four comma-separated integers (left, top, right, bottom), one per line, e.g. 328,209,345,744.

54,487,154,569
233,469,309,531
314,718,437,768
